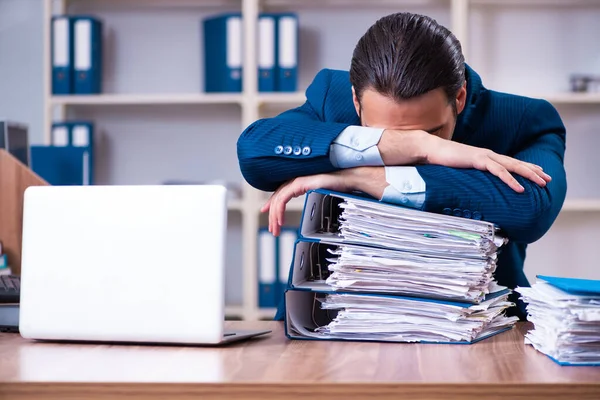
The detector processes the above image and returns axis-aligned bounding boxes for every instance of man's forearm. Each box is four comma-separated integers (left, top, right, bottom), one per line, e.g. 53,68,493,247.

377,129,430,165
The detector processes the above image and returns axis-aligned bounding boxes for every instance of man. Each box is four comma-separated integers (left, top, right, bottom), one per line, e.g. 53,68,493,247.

237,12,567,320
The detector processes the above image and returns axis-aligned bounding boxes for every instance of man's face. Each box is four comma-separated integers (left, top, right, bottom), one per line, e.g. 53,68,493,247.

352,85,467,140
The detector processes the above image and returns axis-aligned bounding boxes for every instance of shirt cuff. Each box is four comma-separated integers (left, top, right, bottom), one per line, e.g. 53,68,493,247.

380,166,427,209
329,125,384,168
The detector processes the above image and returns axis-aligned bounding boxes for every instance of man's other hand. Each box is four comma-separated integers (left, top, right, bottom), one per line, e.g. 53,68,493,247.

261,168,385,236
379,129,552,193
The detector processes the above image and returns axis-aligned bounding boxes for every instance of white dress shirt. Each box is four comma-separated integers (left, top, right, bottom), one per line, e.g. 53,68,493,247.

329,126,426,209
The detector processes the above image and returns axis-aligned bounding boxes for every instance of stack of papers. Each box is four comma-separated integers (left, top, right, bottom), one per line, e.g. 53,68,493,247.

516,275,600,366
284,189,519,344
338,199,506,259
324,243,499,303
312,292,516,343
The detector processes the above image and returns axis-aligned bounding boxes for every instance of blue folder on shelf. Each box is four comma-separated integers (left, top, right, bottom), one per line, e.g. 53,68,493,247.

51,121,94,185
51,16,74,94
258,228,277,308
278,227,298,300
73,16,103,94
30,146,91,186
276,13,298,92
257,13,277,92
203,13,242,93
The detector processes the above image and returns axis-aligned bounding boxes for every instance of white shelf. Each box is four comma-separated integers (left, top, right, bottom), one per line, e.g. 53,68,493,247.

50,93,244,106
562,199,600,212
528,93,600,105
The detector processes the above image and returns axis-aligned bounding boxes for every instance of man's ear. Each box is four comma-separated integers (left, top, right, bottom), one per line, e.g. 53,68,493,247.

351,86,361,117
456,82,467,115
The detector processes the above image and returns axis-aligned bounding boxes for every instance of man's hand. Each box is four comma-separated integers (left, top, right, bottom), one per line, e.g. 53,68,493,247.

261,168,386,236
378,129,552,193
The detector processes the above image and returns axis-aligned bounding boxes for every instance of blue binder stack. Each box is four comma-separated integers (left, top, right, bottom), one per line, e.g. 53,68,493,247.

203,13,298,93
51,15,103,95
282,189,519,344
31,121,94,186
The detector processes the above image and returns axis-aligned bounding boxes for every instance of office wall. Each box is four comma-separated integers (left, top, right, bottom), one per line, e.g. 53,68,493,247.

0,0,44,144
467,4,600,282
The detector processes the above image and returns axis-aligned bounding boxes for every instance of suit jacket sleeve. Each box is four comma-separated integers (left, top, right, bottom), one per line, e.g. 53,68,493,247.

237,69,350,192
415,99,567,244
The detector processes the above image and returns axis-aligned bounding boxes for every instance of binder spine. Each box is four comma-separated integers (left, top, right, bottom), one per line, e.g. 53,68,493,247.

51,16,73,95
203,14,242,93
73,17,103,94
258,228,277,308
258,14,276,92
276,14,298,92
278,228,298,298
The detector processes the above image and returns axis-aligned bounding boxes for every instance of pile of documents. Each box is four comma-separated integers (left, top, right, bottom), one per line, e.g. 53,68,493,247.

283,189,519,343
516,275,600,366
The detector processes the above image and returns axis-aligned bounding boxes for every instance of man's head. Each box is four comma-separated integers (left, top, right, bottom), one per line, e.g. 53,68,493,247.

350,12,466,140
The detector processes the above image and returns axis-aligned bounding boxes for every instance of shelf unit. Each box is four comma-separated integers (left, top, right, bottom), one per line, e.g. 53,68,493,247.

42,0,600,321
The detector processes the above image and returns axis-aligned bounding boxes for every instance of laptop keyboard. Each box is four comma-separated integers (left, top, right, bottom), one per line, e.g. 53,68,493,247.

0,275,20,303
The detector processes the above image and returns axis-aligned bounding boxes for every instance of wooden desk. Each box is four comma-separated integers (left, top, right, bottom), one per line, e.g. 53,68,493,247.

0,321,599,400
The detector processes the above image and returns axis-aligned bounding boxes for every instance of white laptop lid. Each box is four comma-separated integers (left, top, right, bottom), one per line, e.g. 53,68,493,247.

19,185,228,344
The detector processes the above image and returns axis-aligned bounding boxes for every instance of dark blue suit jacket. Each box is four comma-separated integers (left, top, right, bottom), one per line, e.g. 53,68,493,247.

237,65,567,320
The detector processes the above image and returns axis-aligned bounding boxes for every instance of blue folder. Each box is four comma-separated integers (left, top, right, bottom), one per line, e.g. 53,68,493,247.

203,13,243,93
276,13,298,92
538,275,600,296
30,146,90,186
258,228,277,308
258,13,277,92
51,16,74,94
51,121,94,185
73,16,103,94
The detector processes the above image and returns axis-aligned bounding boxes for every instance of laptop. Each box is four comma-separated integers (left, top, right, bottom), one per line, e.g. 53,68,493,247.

18,184,270,345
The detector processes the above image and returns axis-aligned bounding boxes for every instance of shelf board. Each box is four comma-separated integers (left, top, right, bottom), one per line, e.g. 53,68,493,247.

562,199,600,212
526,92,600,104
50,93,243,106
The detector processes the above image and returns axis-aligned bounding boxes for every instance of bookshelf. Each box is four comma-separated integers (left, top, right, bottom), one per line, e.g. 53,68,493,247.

42,0,600,320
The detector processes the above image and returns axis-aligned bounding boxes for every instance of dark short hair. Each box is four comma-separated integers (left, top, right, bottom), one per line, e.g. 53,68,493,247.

350,12,465,108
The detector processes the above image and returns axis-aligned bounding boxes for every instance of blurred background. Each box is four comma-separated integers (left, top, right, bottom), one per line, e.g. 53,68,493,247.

1,0,599,320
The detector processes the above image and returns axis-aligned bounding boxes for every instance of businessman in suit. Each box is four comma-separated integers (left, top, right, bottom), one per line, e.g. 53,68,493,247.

237,12,567,320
